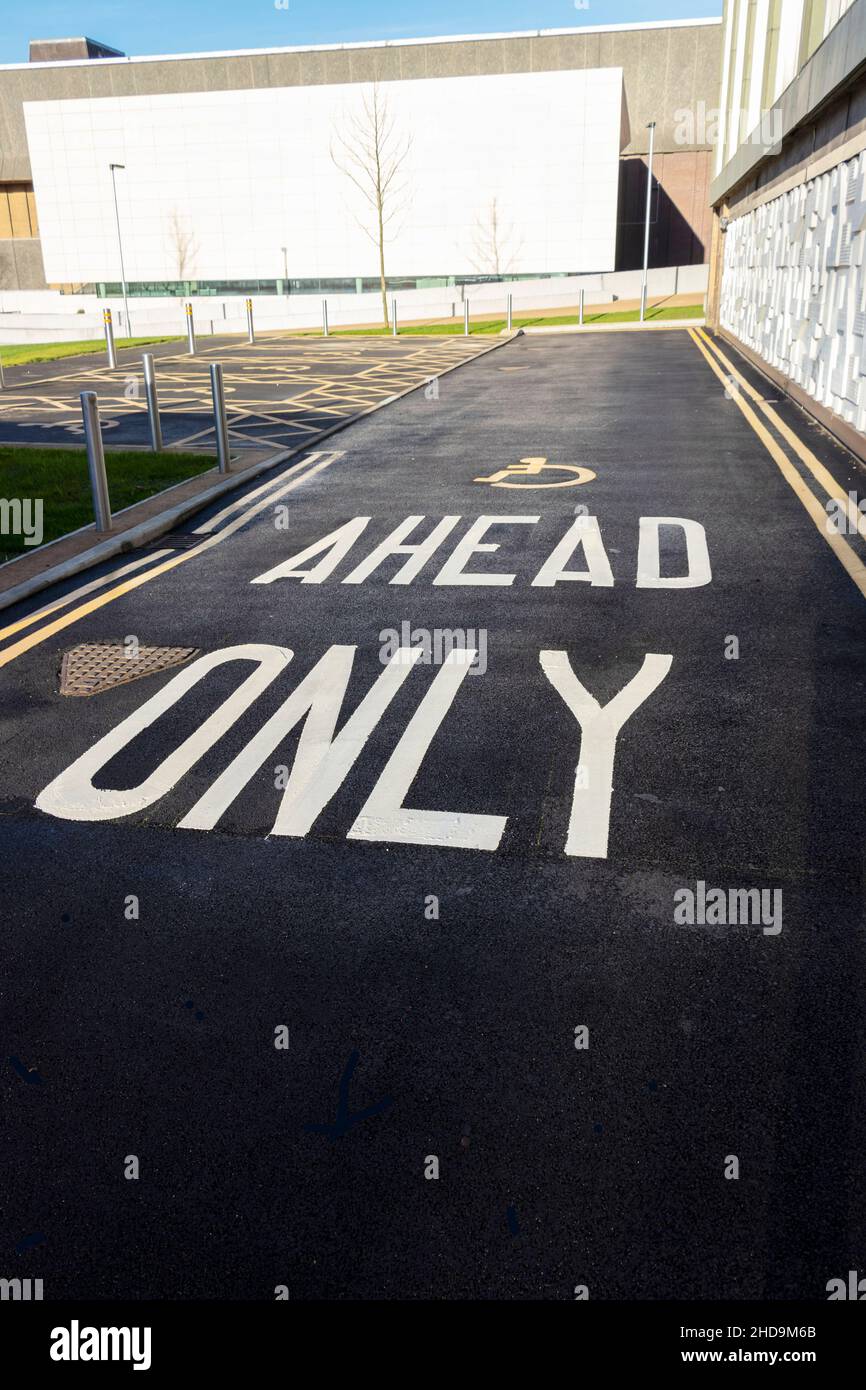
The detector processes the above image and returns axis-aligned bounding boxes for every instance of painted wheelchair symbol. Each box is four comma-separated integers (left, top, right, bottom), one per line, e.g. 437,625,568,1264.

27,418,121,436
474,456,596,488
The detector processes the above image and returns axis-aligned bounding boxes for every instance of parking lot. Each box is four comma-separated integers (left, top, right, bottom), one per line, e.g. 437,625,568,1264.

0,333,495,453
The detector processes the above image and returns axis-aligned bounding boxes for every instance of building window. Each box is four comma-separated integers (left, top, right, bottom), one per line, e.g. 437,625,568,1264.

798,0,827,67
721,0,741,169
761,0,784,110
92,273,568,299
0,184,39,239
738,0,759,146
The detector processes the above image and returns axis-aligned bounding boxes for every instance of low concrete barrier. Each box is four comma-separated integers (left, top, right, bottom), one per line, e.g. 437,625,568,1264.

0,265,709,343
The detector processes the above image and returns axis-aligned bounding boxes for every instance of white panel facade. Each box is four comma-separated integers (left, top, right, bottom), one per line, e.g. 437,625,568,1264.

719,151,866,430
24,68,624,285
714,1,858,177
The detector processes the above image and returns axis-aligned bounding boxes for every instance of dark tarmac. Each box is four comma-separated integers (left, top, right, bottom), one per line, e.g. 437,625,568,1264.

2,327,866,1300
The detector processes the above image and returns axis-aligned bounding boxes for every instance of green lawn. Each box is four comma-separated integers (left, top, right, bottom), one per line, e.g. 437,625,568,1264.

0,337,182,368
0,446,214,564
298,303,705,336
531,303,706,327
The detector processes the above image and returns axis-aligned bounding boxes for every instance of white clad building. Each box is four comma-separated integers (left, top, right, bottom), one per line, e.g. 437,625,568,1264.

0,21,722,298
708,0,866,454
24,68,626,288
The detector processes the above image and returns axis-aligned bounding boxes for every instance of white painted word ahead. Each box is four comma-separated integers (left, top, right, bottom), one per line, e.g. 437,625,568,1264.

250,514,712,588
35,642,672,859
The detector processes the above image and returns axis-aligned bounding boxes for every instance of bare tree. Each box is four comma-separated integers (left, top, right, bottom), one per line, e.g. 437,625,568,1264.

470,197,522,277
331,82,412,329
168,210,198,281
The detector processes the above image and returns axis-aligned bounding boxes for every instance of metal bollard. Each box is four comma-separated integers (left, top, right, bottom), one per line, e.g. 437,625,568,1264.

579,288,585,326
185,302,196,355
210,362,231,473
80,391,112,531
142,353,163,452
103,308,117,369
392,297,398,337
464,300,470,337
246,297,255,344
322,299,329,337
506,293,512,332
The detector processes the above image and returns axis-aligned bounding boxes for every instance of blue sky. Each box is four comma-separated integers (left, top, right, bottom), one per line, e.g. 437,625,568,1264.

0,2,721,65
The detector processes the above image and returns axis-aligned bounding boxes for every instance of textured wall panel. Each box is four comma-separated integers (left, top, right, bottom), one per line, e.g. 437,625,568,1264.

720,151,866,432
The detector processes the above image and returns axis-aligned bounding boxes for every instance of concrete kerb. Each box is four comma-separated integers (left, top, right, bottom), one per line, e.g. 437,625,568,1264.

0,331,517,614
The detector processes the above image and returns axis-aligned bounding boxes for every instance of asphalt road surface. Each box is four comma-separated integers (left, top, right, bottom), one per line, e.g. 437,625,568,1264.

2,327,866,1301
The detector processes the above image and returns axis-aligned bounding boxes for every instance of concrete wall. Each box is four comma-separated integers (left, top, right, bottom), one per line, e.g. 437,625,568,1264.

0,264,709,343
0,237,45,290
616,149,714,269
0,21,722,167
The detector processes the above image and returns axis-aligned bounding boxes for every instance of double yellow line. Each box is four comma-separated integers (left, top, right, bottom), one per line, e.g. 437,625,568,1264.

688,327,866,600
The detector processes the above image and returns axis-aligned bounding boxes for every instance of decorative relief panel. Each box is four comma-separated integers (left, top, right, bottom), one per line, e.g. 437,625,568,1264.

720,151,866,433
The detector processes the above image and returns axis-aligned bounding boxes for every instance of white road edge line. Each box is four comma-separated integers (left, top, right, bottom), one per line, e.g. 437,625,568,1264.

193,451,343,532
0,450,336,643
0,548,175,643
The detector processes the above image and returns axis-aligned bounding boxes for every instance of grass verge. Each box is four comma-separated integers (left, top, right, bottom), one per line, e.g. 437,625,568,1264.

0,446,214,564
0,337,182,368
297,303,706,336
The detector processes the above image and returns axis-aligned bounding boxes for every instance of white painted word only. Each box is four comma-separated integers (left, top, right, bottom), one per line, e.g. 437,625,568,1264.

252,513,713,588
36,642,673,859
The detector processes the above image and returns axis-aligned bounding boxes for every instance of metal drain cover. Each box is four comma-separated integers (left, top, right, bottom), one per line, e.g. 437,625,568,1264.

141,533,204,551
60,641,199,697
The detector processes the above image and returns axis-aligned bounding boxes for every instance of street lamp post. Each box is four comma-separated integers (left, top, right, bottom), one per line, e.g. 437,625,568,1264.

281,246,288,296
109,162,131,338
640,122,656,324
